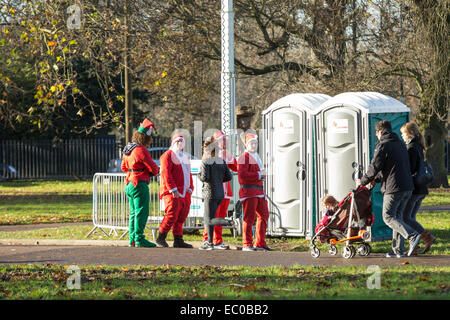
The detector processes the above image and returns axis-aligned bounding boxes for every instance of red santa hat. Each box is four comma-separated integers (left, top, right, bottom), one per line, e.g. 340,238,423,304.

171,133,185,145
213,130,226,141
138,118,157,136
245,133,258,147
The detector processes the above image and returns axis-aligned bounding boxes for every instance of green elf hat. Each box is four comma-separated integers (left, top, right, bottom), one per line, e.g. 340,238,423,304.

138,118,157,136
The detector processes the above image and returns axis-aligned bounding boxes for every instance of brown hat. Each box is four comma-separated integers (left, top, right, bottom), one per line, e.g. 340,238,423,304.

236,105,254,117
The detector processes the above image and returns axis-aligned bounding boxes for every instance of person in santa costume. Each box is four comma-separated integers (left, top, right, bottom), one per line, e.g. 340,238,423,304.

237,132,272,251
201,130,237,249
156,133,194,248
121,118,160,248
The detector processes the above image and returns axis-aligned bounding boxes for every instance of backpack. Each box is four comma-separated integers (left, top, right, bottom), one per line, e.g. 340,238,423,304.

413,151,434,187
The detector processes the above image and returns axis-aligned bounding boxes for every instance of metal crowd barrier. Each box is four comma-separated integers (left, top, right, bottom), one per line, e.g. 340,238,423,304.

87,172,238,240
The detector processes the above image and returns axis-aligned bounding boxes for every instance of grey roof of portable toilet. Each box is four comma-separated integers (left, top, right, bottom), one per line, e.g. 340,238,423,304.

314,92,410,114
262,93,331,114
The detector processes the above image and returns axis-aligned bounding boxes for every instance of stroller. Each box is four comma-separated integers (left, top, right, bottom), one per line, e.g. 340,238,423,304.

310,186,375,259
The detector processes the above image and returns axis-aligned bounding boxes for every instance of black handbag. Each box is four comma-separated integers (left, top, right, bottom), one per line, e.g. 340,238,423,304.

413,152,434,187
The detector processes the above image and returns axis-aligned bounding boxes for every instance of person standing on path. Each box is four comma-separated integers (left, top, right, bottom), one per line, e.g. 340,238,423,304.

400,122,436,254
201,130,237,250
121,118,160,248
156,134,194,248
198,137,233,250
237,132,271,251
357,120,421,258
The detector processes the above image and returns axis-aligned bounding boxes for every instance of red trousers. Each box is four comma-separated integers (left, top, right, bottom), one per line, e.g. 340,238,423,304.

242,197,269,248
202,198,230,244
159,193,191,236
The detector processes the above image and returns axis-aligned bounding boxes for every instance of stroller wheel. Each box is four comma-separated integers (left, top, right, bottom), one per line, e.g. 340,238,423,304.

357,243,371,256
328,245,338,255
310,246,320,258
342,245,356,259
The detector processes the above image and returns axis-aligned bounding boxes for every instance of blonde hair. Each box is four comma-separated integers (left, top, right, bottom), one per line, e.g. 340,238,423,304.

322,195,339,208
400,121,426,150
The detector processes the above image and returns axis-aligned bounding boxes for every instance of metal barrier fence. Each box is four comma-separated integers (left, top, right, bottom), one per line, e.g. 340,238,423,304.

87,172,238,240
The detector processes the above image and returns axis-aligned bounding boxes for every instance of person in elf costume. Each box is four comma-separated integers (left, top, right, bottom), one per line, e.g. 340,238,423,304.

156,133,194,248
121,118,160,248
237,132,271,251
201,130,237,249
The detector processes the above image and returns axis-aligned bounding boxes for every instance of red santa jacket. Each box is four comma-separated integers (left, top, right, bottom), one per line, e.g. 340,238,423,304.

159,149,194,199
121,145,159,187
220,150,237,199
237,152,264,201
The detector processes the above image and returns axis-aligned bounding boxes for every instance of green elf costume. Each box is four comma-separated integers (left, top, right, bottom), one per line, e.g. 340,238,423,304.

121,118,160,247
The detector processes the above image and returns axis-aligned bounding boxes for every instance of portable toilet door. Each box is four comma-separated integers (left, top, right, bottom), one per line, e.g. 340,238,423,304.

314,92,410,241
262,93,330,238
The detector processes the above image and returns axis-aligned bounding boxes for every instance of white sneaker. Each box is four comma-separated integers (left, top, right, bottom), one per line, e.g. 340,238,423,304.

199,241,214,250
242,246,256,252
214,242,230,250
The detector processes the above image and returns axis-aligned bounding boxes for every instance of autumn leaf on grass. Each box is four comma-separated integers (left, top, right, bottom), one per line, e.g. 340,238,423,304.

47,41,57,47
243,284,256,291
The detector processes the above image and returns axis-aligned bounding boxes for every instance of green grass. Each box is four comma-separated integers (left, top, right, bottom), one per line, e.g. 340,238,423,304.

0,180,448,255
0,180,449,300
421,189,450,206
0,180,93,224
1,210,448,255
0,264,448,300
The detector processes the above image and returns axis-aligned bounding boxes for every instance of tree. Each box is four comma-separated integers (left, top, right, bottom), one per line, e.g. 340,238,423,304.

409,0,449,187
0,0,157,139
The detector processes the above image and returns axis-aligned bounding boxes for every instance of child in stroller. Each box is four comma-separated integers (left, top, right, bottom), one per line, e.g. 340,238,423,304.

310,186,375,259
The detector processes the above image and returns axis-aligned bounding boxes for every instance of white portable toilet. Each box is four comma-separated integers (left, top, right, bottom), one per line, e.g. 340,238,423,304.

262,93,331,238
314,92,410,240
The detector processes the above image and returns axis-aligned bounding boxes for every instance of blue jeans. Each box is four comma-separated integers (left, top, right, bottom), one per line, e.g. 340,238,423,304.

398,194,426,253
382,191,418,254
403,194,426,234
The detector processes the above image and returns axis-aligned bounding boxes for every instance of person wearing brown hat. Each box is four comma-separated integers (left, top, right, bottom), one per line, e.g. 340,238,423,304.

121,118,159,247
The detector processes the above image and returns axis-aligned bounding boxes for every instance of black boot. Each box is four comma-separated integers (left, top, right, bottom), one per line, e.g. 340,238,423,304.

156,232,169,248
173,235,193,248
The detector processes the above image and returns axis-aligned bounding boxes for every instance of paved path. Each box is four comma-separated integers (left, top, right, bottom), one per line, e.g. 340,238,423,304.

0,244,449,267
0,204,448,268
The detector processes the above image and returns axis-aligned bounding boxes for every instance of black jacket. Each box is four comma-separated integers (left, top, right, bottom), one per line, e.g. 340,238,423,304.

199,157,232,200
406,137,429,195
360,130,413,194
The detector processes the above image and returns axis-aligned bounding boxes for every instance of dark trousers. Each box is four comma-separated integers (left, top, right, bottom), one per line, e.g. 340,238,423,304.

399,194,426,253
382,191,418,254
203,198,230,243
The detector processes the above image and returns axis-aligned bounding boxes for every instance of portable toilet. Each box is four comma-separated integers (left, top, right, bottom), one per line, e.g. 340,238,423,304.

262,93,331,238
314,92,410,241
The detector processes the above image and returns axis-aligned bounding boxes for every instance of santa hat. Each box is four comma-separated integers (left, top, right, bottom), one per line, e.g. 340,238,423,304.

213,130,226,141
171,133,185,145
245,133,258,147
137,118,157,136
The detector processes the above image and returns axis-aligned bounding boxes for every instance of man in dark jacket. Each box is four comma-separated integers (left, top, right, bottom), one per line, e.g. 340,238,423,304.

357,120,421,257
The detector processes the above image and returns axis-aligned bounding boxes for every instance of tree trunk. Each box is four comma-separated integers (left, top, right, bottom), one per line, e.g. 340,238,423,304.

420,114,448,188
411,0,449,188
